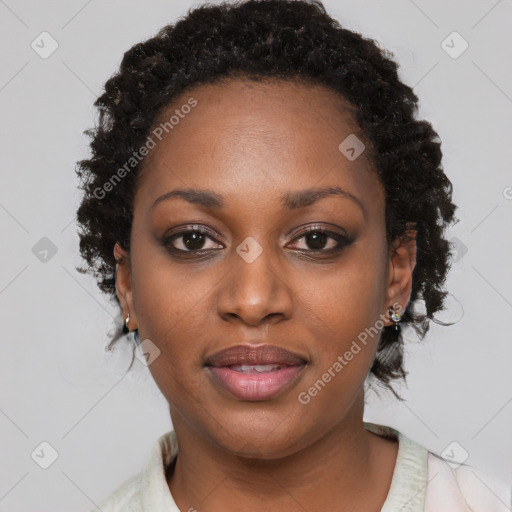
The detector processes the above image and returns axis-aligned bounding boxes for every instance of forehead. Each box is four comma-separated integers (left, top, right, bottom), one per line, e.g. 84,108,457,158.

135,78,383,215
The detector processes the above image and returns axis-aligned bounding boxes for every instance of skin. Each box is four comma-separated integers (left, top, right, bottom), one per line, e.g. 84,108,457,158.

114,78,417,512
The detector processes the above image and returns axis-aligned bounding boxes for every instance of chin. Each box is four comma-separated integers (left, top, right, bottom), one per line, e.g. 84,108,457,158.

204,409,309,460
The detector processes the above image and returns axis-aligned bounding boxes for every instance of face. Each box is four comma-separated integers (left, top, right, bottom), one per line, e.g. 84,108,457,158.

114,78,416,458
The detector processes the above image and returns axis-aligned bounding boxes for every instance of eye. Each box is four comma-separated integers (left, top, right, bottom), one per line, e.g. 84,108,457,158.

164,225,223,253
163,224,353,257
287,226,353,252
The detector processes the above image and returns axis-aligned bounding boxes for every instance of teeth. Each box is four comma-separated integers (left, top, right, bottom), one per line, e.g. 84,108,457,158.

230,364,283,373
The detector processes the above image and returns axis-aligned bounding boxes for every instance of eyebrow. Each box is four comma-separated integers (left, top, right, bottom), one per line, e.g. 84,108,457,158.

150,185,365,215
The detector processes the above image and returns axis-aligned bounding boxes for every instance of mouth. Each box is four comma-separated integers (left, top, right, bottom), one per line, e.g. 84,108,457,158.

204,344,307,401
227,363,292,373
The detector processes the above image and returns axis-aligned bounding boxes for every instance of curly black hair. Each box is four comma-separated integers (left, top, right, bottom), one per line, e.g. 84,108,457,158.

75,0,458,399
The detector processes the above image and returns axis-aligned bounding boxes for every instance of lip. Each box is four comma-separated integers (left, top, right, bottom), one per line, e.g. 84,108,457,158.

205,344,307,367
204,344,307,401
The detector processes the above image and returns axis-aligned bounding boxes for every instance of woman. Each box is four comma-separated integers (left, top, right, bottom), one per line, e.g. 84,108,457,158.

76,0,511,510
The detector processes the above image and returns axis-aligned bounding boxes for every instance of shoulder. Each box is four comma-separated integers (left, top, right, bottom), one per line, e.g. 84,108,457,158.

89,472,142,512
424,450,511,512
367,421,511,512
88,430,179,512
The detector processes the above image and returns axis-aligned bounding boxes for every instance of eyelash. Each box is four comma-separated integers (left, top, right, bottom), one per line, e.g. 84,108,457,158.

163,224,354,258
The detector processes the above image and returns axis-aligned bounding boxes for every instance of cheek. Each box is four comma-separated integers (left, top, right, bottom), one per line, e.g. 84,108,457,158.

129,237,216,374
300,246,387,350
292,245,388,413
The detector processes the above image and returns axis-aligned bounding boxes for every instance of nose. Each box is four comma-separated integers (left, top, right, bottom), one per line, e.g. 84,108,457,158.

216,241,294,327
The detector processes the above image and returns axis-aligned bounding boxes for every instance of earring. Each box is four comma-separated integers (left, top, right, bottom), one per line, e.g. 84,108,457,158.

123,313,130,334
389,307,402,333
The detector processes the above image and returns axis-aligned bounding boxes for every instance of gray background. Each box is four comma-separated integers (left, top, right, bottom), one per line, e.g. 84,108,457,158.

1,0,511,510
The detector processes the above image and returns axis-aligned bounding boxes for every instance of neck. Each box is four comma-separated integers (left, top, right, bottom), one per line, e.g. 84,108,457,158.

166,391,397,512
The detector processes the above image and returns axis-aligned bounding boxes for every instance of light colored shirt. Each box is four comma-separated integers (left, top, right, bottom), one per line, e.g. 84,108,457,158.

90,422,511,511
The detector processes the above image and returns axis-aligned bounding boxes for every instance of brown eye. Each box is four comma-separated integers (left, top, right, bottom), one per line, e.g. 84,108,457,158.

164,226,223,253
178,231,208,250
300,231,333,250
288,227,353,253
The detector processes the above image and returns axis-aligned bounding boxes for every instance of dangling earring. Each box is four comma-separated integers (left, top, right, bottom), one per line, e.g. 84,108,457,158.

389,307,402,333
123,313,130,334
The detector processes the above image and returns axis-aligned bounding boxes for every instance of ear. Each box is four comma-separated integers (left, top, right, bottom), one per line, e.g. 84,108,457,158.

114,242,138,331
382,225,417,326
